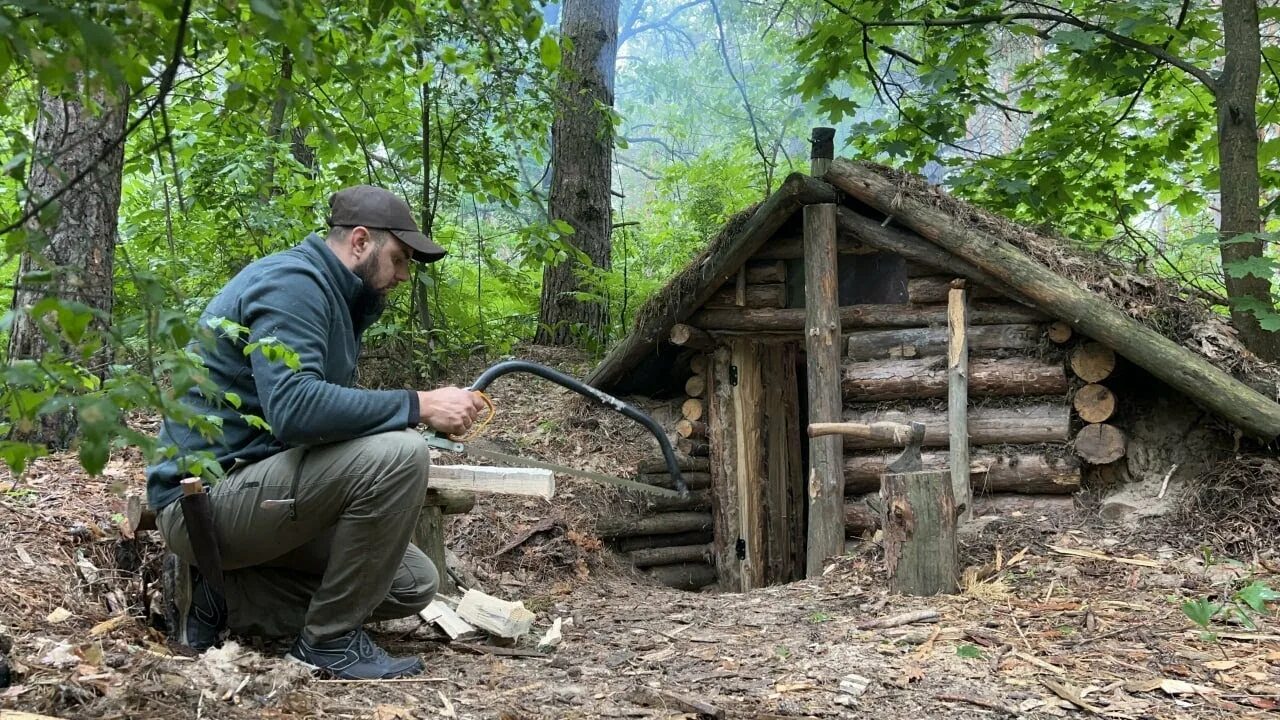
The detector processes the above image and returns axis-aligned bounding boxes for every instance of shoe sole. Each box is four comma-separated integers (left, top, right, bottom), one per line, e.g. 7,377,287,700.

284,653,425,680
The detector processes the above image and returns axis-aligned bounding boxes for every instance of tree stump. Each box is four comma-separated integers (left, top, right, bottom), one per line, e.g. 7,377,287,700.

880,470,958,595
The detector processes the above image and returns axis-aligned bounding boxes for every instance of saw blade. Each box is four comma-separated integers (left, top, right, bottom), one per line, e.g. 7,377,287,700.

456,441,687,498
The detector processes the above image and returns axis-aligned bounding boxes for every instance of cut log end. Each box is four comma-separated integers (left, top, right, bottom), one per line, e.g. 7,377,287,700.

685,375,707,398
1047,321,1073,344
681,397,705,422
675,419,708,439
1073,383,1116,423
1070,342,1116,382
671,323,714,351
1074,423,1127,465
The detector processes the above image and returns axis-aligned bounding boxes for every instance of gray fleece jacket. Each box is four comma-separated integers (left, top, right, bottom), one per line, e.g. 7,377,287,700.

145,234,419,510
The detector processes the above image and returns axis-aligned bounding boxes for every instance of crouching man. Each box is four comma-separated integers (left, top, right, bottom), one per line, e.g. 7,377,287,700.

145,186,485,679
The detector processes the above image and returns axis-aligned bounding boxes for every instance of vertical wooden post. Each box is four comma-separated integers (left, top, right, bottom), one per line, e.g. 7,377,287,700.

947,280,972,521
881,470,958,595
414,505,456,596
732,339,766,590
709,344,743,592
804,126,843,576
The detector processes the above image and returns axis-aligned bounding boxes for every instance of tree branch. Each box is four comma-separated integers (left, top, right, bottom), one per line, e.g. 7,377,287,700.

0,0,195,237
709,0,771,187
820,1,1217,94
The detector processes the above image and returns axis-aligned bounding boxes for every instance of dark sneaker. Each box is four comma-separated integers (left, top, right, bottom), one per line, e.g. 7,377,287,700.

162,553,227,651
287,629,424,680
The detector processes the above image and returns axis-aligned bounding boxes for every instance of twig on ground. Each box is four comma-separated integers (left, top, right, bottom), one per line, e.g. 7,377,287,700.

935,693,1019,716
857,609,940,630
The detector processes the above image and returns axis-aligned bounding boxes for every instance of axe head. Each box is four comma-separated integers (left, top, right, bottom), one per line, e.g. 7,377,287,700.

886,421,926,474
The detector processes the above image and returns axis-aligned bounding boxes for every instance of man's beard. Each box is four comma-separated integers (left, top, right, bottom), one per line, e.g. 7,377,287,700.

352,251,385,295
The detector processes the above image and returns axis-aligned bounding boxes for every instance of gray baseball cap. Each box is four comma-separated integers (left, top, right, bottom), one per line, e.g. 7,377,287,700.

327,185,447,263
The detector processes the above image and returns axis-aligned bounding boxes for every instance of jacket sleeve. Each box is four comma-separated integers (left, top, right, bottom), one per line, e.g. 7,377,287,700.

240,265,416,446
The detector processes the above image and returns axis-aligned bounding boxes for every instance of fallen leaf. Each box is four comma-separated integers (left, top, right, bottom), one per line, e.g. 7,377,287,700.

88,614,131,637
1203,659,1237,671
893,664,925,687
46,608,72,624
774,681,818,693
372,705,414,720
1158,678,1216,696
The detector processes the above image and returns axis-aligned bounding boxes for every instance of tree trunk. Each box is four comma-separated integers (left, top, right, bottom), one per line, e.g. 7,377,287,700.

8,81,128,448
534,0,619,347
1218,0,1280,362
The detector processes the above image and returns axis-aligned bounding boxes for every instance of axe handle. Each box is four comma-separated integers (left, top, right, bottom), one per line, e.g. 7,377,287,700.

807,421,914,443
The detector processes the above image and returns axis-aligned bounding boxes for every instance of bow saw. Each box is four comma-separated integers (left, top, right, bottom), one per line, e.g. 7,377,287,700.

423,360,689,498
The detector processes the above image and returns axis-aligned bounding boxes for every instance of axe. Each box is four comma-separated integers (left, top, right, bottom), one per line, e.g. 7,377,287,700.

807,420,926,473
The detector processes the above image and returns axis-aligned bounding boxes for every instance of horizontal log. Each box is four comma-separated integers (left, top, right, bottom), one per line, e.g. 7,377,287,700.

1047,321,1073,344
842,403,1070,449
676,438,710,457
431,465,555,500
638,471,712,490
639,489,712,513
1073,383,1116,423
646,562,717,590
1070,342,1116,382
685,375,706,397
670,323,714,350
690,302,1046,331
907,276,997,304
1074,423,1127,464
595,512,713,538
627,544,712,568
689,354,709,375
845,493,1077,535
637,456,709,474
752,234,872,260
745,260,786,284
615,530,713,552
846,324,1043,361
681,398,705,422
706,283,786,309
675,419,707,438
843,357,1067,401
844,451,1081,495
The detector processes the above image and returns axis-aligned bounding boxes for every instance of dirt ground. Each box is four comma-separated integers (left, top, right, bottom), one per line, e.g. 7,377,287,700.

1,347,1278,719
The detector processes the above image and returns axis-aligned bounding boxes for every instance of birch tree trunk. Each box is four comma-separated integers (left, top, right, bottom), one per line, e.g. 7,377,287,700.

534,0,619,347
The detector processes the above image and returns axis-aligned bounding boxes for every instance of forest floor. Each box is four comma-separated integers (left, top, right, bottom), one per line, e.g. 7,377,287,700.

1,346,1278,720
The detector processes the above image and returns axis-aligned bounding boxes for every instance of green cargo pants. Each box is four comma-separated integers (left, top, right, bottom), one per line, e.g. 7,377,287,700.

157,429,438,641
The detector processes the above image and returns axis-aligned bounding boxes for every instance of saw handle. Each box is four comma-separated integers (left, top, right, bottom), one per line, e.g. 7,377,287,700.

465,360,687,494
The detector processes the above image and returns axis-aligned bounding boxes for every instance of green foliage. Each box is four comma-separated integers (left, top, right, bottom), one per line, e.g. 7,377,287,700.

1179,579,1278,639
956,644,983,659
793,0,1280,327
